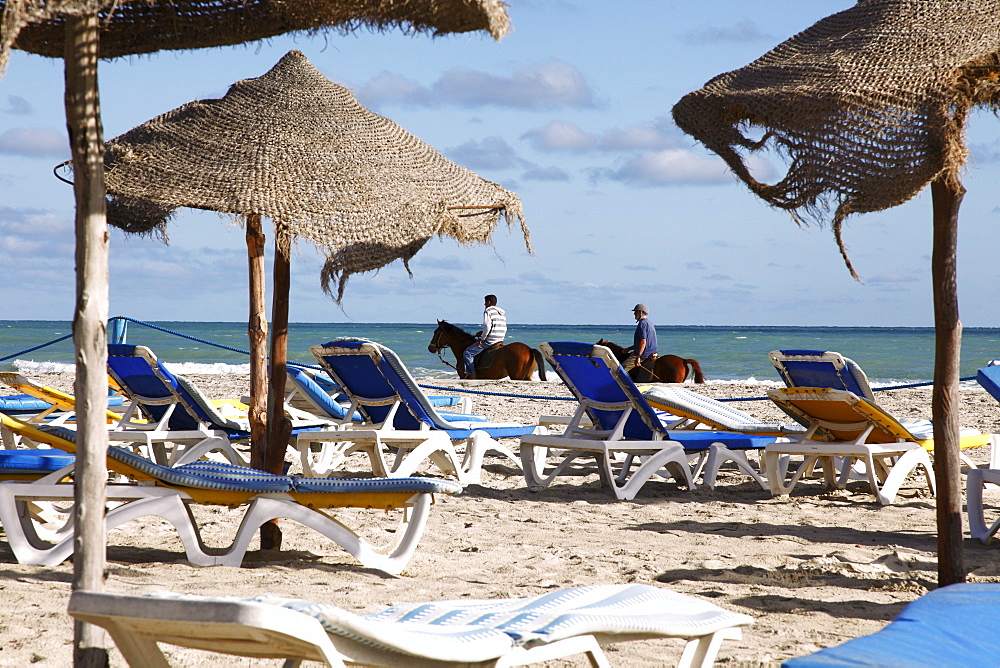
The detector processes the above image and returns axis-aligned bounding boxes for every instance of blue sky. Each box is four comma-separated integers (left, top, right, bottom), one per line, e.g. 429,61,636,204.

2,0,999,327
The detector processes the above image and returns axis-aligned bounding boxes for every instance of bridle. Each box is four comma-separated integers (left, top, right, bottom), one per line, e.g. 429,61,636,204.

429,326,460,372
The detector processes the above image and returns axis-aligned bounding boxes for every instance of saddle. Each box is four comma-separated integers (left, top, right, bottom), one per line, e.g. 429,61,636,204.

474,342,504,372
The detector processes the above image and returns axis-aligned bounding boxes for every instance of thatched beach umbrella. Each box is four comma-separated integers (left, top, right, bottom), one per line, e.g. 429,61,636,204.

94,47,528,490
672,0,1000,586
0,1,511,662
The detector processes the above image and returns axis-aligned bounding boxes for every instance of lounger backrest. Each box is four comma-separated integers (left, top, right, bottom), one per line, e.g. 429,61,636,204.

285,365,353,420
769,349,876,402
767,387,912,443
313,339,473,431
310,339,435,430
108,344,245,434
541,342,664,440
976,365,1000,405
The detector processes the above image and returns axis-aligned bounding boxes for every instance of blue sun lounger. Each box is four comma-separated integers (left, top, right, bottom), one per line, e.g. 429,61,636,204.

296,339,541,483
0,411,460,573
107,344,328,467
284,365,472,427
784,583,1000,667
520,342,776,500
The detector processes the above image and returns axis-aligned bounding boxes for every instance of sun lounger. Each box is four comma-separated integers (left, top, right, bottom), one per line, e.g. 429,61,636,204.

108,344,334,467
520,343,777,499
784,583,1000,667
0,369,244,466
69,584,753,667
0,371,123,429
295,339,540,483
769,349,877,402
0,411,460,573
644,385,806,437
772,349,996,470
762,388,993,504
283,364,472,427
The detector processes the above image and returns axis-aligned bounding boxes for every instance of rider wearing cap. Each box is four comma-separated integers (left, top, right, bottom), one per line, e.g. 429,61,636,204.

623,303,657,375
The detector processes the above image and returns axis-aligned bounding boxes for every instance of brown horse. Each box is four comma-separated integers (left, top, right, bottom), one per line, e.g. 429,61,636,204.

428,320,546,381
596,339,706,384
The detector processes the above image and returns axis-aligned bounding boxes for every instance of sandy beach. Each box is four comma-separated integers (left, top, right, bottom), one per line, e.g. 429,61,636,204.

3,373,1000,666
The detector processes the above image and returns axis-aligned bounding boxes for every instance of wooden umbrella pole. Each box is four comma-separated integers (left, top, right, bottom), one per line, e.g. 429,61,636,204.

931,176,965,586
246,214,268,471
262,225,293,550
64,12,110,666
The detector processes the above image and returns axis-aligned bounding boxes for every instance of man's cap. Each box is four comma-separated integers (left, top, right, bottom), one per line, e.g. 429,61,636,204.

632,303,648,314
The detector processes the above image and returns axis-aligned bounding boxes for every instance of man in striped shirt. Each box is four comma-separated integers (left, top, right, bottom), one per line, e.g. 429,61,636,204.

463,294,507,379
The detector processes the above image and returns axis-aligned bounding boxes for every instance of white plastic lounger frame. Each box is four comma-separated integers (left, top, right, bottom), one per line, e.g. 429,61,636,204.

967,468,1000,542
0,413,460,574
765,388,940,505
520,343,695,500
68,584,753,667
297,339,539,484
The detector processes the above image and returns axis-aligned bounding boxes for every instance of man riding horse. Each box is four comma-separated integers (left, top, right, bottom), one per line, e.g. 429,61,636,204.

623,303,658,382
463,294,506,380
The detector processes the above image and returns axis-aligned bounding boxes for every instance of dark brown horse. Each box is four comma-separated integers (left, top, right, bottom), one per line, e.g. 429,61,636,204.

596,339,706,384
428,320,546,381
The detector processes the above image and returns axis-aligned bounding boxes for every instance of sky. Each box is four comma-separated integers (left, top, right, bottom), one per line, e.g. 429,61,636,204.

2,0,1000,328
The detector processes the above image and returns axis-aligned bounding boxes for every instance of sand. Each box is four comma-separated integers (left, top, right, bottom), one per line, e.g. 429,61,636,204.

3,374,1000,666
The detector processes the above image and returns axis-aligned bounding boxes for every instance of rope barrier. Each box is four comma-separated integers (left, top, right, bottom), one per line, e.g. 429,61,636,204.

0,317,978,403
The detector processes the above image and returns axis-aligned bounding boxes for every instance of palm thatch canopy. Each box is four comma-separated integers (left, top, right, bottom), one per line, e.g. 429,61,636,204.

672,0,1000,276
0,0,510,69
94,49,527,300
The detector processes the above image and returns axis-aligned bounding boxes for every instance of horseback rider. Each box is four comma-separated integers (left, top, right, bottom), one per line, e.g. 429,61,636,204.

623,303,657,378
463,294,506,379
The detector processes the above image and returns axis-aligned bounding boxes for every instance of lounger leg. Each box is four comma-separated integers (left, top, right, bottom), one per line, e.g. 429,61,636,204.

521,444,551,491
876,448,934,505
966,468,1000,542
601,445,692,500
678,628,742,668
767,452,818,496
170,436,247,467
494,635,610,668
703,445,767,490
229,494,432,574
99,623,173,668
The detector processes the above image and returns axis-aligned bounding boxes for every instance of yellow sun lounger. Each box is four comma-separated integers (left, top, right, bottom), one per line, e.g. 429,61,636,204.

0,411,461,573
765,387,996,505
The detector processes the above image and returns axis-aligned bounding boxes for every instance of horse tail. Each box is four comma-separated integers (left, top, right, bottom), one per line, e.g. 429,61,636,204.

532,347,547,381
686,359,706,384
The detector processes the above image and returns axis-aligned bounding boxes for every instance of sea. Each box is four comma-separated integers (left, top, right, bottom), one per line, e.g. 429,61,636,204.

3,318,1000,389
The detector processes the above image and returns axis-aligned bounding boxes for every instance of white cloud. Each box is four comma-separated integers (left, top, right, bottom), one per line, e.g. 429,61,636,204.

2,95,33,115
353,60,597,110
522,121,595,152
522,166,570,181
446,136,521,170
598,122,682,151
682,20,775,45
0,127,68,158
608,149,733,185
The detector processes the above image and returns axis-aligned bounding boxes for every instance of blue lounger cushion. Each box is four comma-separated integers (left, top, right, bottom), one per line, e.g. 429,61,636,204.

784,583,1000,667
0,449,76,474
37,422,462,496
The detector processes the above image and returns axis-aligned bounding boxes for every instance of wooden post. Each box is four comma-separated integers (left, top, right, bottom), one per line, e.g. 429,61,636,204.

246,214,268,471
64,13,110,666
931,176,965,586
261,226,293,550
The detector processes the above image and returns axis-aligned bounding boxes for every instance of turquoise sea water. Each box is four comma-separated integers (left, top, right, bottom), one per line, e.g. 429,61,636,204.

3,319,1000,386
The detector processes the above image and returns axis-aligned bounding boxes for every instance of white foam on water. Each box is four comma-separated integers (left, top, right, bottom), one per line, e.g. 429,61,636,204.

14,359,252,376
